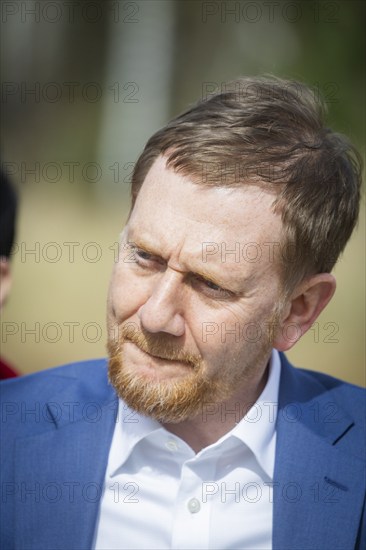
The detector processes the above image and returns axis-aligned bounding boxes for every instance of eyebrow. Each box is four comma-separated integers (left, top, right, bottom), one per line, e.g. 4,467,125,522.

125,230,254,295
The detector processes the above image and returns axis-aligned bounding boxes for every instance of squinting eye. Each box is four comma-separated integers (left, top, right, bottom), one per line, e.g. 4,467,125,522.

130,246,165,269
135,249,152,261
203,279,223,291
123,243,152,264
194,275,234,299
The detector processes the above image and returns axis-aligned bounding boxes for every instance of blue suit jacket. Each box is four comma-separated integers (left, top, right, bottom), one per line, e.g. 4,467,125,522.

1,354,365,549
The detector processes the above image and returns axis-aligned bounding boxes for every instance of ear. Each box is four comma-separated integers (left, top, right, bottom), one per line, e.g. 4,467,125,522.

273,273,336,352
0,258,12,309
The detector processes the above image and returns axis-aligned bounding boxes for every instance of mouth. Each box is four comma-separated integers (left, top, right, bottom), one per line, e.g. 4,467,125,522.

123,341,194,377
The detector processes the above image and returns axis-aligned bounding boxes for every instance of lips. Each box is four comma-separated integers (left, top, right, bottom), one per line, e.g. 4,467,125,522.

124,341,193,372
121,342,195,384
122,338,162,360
119,325,202,371
125,339,171,362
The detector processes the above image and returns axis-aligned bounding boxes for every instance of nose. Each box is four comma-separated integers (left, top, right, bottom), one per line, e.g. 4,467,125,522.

137,269,185,336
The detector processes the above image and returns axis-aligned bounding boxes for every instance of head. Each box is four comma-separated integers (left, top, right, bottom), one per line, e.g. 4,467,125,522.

0,170,18,309
107,75,362,422
131,75,362,294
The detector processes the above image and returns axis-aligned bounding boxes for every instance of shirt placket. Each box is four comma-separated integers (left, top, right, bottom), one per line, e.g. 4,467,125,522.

170,458,215,549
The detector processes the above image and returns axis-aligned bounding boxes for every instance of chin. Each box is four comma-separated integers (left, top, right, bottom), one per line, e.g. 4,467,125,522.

108,351,222,424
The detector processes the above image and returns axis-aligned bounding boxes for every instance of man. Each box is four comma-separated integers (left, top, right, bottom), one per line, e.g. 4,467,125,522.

1,76,365,549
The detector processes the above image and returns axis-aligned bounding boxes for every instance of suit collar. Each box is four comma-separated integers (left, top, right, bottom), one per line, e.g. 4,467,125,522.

277,353,354,443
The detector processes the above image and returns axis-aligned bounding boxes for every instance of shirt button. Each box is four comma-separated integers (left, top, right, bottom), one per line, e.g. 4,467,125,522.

165,440,179,451
187,497,201,514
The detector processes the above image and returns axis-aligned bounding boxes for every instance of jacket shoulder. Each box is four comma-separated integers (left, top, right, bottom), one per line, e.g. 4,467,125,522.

0,358,115,440
279,353,366,460
280,353,365,405
0,358,109,401
297,363,364,413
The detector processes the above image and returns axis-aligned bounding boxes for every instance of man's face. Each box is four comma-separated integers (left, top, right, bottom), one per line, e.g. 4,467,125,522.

107,156,284,423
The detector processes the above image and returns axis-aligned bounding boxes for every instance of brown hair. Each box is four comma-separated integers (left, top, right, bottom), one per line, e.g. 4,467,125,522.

131,76,362,292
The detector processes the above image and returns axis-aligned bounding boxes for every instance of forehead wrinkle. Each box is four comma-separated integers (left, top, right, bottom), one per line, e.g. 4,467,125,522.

170,240,261,294
128,210,273,292
190,264,257,294
126,223,255,293
127,163,283,293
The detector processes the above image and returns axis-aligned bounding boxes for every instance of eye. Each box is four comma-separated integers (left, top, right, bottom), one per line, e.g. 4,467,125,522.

193,275,234,300
126,244,164,270
135,249,153,262
203,279,223,291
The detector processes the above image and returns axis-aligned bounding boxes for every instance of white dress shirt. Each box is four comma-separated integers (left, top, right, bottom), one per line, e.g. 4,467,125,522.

93,350,281,549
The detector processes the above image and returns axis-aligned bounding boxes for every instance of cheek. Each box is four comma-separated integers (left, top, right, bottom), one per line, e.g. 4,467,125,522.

190,299,275,361
188,301,243,362
108,265,148,322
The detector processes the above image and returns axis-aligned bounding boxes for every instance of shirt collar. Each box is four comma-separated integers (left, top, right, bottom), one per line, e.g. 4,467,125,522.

108,402,163,477
231,348,281,478
108,349,281,479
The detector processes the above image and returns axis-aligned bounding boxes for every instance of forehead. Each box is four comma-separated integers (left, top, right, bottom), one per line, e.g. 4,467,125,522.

130,156,282,241
129,156,282,270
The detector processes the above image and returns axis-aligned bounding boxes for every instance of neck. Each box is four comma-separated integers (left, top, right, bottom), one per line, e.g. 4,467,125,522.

162,362,269,453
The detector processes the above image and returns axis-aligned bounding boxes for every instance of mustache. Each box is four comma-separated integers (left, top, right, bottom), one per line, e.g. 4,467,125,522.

110,323,203,371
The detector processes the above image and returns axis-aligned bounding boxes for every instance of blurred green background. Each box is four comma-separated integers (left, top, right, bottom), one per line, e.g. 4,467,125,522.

1,0,365,385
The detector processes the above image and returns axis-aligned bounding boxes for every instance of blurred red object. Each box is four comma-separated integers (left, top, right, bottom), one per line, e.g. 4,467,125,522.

0,357,19,379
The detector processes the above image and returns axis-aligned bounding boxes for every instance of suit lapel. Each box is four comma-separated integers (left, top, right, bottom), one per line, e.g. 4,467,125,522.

272,356,365,549
14,376,118,550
